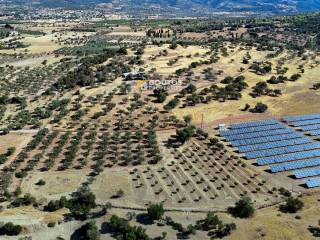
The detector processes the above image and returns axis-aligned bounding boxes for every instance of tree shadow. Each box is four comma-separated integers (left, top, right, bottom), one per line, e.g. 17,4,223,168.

136,213,154,225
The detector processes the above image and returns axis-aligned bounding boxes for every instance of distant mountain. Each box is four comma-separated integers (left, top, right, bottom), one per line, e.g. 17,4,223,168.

6,0,320,14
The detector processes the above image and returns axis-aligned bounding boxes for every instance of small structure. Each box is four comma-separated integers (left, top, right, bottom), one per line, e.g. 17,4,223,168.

218,124,227,131
9,31,19,37
122,71,146,81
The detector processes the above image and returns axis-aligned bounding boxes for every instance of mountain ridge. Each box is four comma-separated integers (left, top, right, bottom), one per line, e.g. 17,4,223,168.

5,0,320,14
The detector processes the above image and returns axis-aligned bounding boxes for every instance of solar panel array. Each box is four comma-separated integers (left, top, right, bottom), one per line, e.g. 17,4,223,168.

220,115,320,188
284,113,320,137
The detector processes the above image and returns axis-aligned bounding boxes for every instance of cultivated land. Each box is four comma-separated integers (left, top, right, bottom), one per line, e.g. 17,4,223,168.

0,14,319,239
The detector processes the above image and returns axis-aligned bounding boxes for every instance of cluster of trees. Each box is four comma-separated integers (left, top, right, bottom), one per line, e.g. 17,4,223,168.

107,215,151,240
146,128,163,164
11,193,37,207
177,77,248,108
72,221,99,240
145,203,235,239
60,127,85,170
313,83,320,90
250,62,272,75
280,197,304,213
164,97,179,111
0,147,15,164
0,28,10,39
196,212,236,238
251,81,282,97
0,96,26,107
44,131,70,171
52,48,127,90
267,74,302,84
165,216,197,238
45,186,96,220
146,28,174,38
49,98,70,124
209,137,225,150
153,89,168,103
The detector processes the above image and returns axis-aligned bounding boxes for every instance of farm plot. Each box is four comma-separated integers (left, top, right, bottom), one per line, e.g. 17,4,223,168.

0,122,166,195
128,138,277,209
0,60,77,96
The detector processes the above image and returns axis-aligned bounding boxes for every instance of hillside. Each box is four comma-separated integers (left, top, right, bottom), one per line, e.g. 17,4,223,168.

4,0,320,14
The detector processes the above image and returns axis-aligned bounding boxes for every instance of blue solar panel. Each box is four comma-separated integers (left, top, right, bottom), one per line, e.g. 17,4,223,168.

257,149,320,165
231,132,304,147
238,137,312,153
300,124,320,131
229,119,278,129
220,123,285,137
305,177,320,188
289,119,320,127
284,113,320,122
294,168,320,179
224,128,295,141
270,158,320,173
309,130,320,136
246,142,320,159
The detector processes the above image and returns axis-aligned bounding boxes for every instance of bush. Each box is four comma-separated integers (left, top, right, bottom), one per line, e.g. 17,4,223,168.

164,98,179,111
72,221,99,240
0,222,22,236
11,194,36,207
229,197,255,218
279,187,291,197
5,147,15,156
147,203,165,221
68,186,96,219
209,137,219,145
45,196,68,212
280,197,304,213
15,171,28,179
36,179,46,186
251,102,268,113
169,42,178,49
47,222,56,228
176,126,195,144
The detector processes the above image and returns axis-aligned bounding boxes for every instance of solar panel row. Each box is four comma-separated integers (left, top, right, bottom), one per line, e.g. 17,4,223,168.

309,130,320,136
270,158,320,173
231,132,304,147
284,113,320,122
293,168,320,179
288,119,320,127
257,149,320,165
238,137,313,153
300,124,320,131
305,177,320,188
246,142,320,159
224,128,294,141
220,123,285,137
230,119,278,129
